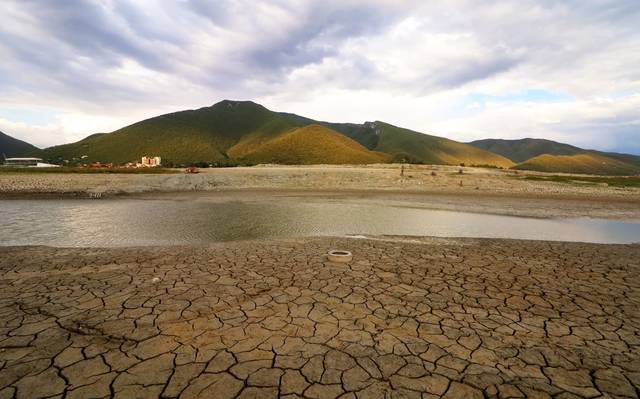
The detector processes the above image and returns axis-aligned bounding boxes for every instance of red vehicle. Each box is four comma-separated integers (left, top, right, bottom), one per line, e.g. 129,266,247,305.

185,166,199,174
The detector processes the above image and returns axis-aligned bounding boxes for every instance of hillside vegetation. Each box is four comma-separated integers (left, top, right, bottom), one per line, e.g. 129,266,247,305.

0,131,40,158
369,122,514,167
469,138,583,163
40,101,302,164
37,100,518,167
470,138,640,174
6,100,637,175
240,125,389,164
513,153,640,176
598,151,640,168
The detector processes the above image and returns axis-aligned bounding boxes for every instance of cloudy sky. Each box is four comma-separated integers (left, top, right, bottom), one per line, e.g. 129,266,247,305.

1,0,639,153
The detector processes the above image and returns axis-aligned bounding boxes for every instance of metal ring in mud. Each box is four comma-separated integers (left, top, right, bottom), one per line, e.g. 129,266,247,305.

327,250,353,263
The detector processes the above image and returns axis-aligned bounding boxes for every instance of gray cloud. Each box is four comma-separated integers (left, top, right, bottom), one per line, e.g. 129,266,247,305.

427,55,522,92
14,1,166,68
0,0,638,152
0,0,411,103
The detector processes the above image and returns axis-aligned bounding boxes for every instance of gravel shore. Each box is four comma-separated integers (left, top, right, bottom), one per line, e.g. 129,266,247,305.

2,164,639,220
1,164,638,199
0,236,638,398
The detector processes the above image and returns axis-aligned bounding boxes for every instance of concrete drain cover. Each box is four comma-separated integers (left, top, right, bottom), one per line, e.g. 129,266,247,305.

327,250,353,263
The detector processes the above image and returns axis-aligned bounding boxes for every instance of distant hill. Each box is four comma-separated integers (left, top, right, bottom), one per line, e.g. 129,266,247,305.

39,100,514,167
240,124,390,164
512,153,640,176
33,101,639,173
597,151,640,168
468,138,583,163
41,101,299,164
0,131,40,158
470,138,640,175
360,122,513,167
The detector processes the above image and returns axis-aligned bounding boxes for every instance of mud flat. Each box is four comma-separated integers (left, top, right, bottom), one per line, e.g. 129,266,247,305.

2,164,640,220
0,236,638,398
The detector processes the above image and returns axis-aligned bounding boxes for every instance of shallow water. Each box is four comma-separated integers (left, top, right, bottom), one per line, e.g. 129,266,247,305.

1,198,639,246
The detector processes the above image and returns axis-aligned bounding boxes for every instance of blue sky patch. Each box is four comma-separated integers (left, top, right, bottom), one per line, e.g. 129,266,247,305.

0,106,58,126
465,89,574,105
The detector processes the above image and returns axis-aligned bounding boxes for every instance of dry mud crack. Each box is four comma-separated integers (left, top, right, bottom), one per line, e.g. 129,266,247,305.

0,236,638,398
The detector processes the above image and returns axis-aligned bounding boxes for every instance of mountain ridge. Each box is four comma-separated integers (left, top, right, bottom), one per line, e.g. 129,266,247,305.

512,153,640,176
469,137,640,164
469,138,640,175
0,131,40,158
1,101,638,175
37,100,512,167
238,124,390,165
468,138,583,163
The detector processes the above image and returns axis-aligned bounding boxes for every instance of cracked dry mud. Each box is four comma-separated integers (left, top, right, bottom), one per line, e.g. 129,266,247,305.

0,236,638,398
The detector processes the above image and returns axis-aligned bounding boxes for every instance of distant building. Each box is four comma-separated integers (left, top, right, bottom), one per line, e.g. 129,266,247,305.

141,156,161,167
2,157,41,167
1,158,60,167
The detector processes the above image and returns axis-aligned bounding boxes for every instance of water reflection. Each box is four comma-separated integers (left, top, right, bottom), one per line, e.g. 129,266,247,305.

0,199,638,247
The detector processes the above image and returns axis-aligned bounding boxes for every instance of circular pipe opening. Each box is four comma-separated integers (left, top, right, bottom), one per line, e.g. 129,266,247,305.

327,250,353,263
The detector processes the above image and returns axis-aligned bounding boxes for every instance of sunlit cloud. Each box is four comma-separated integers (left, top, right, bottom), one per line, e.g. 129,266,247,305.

0,0,638,152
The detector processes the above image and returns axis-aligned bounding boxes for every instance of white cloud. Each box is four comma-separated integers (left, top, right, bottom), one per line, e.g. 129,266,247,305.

430,95,640,150
0,0,638,153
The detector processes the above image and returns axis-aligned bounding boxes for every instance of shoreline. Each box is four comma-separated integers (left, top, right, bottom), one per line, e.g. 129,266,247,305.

1,235,638,398
1,164,639,197
3,186,640,220
3,233,639,249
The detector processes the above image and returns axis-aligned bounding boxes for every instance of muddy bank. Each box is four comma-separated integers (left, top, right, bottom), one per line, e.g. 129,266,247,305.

143,189,640,220
0,236,638,398
2,165,639,222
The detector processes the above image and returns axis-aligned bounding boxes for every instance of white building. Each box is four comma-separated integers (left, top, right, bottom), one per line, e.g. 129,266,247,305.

1,157,59,167
141,156,161,167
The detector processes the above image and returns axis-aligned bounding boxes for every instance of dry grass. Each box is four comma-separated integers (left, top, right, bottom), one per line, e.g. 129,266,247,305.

241,125,391,164
513,153,640,176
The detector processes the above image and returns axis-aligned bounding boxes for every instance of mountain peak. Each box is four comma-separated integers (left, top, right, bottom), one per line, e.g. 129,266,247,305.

214,99,263,108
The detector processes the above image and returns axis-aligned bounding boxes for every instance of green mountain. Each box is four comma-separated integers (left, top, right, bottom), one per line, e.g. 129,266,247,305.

598,151,640,168
512,153,640,176
41,101,298,164
39,100,512,167
240,124,390,164
358,122,513,167
468,138,584,163
0,131,40,158
469,138,640,175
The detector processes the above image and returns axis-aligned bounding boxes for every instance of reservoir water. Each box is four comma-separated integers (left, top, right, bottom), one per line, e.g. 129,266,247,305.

1,198,639,247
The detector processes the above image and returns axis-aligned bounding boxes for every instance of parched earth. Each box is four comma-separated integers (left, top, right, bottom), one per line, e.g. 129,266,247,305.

0,237,638,399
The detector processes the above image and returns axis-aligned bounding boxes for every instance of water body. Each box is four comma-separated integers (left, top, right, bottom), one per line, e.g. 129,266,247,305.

1,198,639,247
